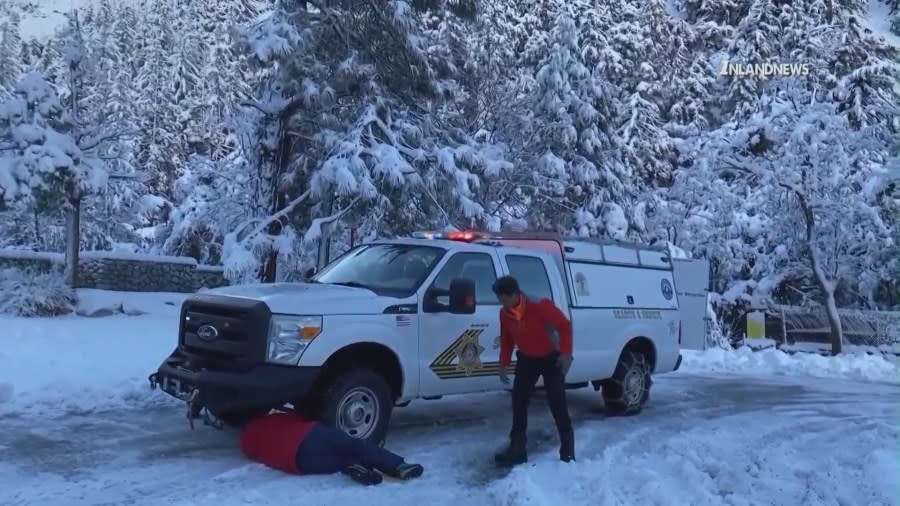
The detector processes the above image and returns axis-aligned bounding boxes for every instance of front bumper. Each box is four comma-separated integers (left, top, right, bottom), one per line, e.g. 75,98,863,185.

673,353,683,372
151,352,321,414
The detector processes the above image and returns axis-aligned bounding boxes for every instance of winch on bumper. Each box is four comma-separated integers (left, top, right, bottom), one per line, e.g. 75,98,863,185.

148,294,321,424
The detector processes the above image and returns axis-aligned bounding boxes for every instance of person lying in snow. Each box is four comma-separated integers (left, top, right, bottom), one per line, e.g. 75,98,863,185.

239,410,424,485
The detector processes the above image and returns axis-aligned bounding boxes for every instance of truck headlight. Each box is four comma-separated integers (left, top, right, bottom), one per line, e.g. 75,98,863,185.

266,315,322,365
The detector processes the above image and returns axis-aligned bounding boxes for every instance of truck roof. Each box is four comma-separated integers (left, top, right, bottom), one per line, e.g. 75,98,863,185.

374,236,502,254
375,231,672,270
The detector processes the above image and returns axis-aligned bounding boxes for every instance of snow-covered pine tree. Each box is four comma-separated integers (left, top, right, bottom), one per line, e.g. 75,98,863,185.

656,8,716,139
167,0,209,157
214,0,504,281
509,5,631,238
199,0,268,160
0,6,25,97
719,0,789,120
828,7,900,132
133,0,181,199
0,71,106,239
890,0,900,36
676,0,750,26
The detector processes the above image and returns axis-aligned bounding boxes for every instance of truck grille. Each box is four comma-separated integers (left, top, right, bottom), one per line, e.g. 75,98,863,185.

184,305,250,342
176,295,272,367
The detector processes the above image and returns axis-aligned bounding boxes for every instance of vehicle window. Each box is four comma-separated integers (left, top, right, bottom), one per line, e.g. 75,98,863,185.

505,255,553,301
431,252,498,304
313,243,446,296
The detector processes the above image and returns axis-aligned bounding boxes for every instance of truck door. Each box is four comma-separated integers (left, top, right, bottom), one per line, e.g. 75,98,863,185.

498,253,571,386
418,250,504,397
671,258,710,350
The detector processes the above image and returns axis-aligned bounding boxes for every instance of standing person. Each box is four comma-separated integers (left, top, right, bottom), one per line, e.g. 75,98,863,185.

239,410,424,485
492,275,575,466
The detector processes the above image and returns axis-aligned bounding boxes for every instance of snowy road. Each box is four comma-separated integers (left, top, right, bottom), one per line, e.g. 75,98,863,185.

2,371,898,506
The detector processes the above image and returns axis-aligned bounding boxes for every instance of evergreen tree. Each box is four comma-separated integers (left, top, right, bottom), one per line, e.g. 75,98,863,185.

0,7,25,96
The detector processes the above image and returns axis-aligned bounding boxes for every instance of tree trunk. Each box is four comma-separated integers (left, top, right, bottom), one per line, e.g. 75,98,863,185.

256,97,305,283
258,204,282,283
823,289,843,355
64,196,81,287
317,218,331,270
795,189,843,354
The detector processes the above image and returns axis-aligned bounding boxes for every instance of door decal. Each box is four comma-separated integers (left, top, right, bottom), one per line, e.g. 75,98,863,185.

430,324,515,379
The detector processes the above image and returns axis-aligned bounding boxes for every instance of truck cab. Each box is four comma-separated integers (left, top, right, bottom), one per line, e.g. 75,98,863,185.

150,230,684,444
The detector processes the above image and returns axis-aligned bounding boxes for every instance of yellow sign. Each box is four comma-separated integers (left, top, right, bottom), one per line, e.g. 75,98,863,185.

746,311,765,339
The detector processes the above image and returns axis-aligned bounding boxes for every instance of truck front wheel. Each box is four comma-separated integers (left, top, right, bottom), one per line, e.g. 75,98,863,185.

321,368,393,446
601,350,651,416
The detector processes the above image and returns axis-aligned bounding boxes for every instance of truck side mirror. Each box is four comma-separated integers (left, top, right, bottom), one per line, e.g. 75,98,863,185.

448,278,476,314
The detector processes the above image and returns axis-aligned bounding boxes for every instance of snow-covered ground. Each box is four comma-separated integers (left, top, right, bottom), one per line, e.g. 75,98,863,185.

1,290,899,505
8,0,98,40
864,0,900,50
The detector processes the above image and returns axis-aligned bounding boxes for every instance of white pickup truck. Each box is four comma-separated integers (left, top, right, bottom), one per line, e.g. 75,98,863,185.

150,230,684,444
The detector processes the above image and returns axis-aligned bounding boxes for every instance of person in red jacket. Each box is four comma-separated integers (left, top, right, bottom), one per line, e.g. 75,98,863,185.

239,410,424,485
492,275,574,466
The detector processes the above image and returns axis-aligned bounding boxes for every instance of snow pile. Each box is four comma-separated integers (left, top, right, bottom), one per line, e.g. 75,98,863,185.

0,267,74,317
681,346,900,384
486,415,899,506
863,0,900,50
75,288,187,317
0,289,186,416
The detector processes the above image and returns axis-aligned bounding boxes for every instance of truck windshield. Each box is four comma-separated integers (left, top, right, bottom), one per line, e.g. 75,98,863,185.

312,243,446,297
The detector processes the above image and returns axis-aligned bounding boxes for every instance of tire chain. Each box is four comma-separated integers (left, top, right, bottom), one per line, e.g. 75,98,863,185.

605,352,652,407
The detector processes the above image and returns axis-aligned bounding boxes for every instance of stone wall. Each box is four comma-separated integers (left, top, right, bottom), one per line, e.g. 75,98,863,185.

0,249,228,293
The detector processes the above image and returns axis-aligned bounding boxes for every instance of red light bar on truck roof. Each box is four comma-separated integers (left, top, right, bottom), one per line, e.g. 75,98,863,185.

411,230,483,242
410,230,568,244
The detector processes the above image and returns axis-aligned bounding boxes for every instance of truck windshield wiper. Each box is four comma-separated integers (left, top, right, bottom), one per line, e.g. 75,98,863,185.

330,281,372,291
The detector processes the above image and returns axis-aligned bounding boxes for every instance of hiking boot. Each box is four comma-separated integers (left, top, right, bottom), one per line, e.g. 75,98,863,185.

390,462,424,480
494,432,527,467
559,428,575,463
344,464,383,485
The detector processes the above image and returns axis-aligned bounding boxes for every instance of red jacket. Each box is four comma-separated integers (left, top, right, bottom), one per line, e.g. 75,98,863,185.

239,412,317,474
499,296,572,366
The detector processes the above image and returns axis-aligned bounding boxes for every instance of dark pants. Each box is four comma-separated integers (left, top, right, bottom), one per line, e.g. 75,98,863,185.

511,351,572,438
295,424,404,474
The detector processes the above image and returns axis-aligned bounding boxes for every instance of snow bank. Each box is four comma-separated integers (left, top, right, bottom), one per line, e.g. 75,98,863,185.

486,414,899,506
0,290,186,417
0,249,64,262
75,288,187,316
0,267,74,317
680,346,900,384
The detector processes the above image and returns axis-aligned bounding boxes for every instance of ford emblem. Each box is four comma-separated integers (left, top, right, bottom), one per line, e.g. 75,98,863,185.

197,324,219,341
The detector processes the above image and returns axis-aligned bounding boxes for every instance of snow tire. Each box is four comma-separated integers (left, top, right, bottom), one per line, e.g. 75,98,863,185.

601,350,651,416
321,368,393,447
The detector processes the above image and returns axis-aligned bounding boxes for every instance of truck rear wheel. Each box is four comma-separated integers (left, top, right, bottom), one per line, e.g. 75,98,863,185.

602,350,651,416
321,368,393,446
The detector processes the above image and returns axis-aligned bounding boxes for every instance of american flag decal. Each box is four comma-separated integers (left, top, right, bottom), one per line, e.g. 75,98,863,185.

395,315,412,327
